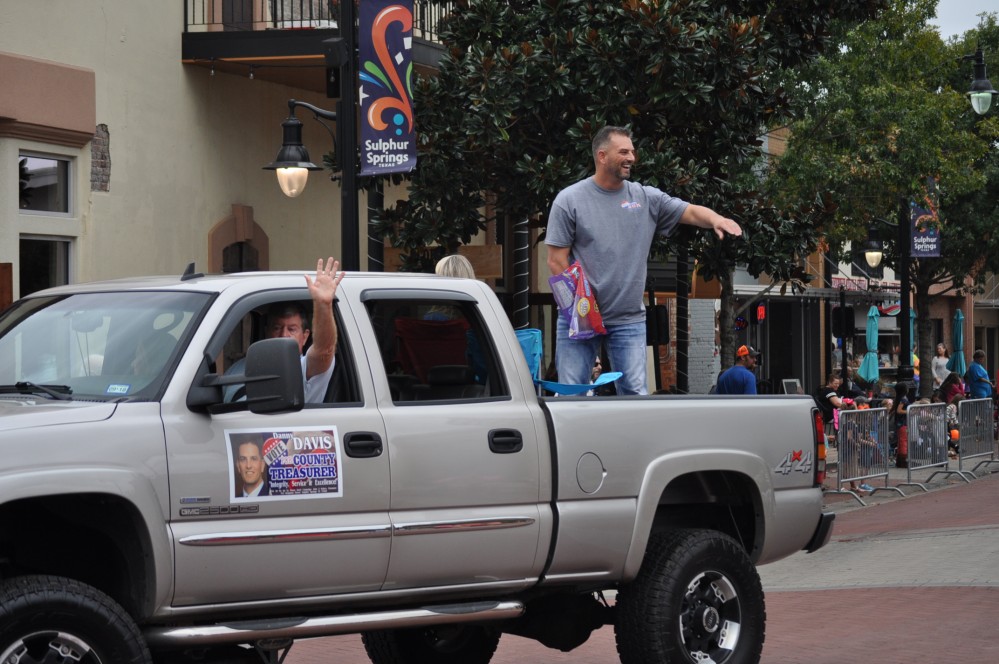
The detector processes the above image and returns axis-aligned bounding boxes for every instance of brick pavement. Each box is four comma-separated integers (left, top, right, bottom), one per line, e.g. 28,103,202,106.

759,469,999,662
283,471,999,663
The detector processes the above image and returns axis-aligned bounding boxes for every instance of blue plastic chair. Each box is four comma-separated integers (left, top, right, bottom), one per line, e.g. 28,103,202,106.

517,327,620,395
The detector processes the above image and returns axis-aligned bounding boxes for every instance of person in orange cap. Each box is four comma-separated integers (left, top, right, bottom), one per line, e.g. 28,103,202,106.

716,345,760,395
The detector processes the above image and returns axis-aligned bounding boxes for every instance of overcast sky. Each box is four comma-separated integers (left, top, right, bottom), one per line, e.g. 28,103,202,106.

930,0,992,41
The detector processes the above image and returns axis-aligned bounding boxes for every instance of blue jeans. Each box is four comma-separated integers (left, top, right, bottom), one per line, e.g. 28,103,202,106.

555,318,648,395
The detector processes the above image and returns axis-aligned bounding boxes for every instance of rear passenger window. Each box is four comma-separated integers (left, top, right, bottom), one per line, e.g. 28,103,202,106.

365,298,507,403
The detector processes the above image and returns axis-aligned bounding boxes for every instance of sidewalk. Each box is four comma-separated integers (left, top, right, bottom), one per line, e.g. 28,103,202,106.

822,442,999,511
760,468,999,663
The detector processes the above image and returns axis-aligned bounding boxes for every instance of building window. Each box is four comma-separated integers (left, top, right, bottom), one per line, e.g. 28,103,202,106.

20,237,70,297
19,153,71,214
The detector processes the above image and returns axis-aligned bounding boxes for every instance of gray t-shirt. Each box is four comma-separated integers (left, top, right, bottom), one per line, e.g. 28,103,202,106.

546,178,688,325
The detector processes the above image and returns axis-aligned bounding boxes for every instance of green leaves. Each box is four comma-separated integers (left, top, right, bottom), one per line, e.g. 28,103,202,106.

771,2,999,284
379,0,883,274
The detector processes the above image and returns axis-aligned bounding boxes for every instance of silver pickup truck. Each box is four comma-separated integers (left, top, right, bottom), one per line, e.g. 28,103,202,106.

0,269,833,664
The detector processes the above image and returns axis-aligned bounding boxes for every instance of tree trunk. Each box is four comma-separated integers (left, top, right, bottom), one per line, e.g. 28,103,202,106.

914,279,936,399
675,245,690,394
718,269,735,372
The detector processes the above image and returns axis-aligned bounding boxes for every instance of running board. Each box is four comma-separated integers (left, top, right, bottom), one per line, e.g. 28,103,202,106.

144,600,525,648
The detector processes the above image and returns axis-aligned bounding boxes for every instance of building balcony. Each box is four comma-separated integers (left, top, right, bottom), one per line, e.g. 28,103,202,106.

183,0,450,93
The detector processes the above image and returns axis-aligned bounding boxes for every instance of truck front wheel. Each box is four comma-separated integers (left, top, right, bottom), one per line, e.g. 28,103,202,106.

615,529,765,664
361,625,499,664
0,575,151,664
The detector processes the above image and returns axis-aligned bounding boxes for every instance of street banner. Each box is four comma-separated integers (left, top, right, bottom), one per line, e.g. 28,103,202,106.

359,1,416,176
910,201,940,258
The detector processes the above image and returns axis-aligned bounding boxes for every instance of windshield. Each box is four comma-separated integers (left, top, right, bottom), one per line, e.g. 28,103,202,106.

0,291,211,400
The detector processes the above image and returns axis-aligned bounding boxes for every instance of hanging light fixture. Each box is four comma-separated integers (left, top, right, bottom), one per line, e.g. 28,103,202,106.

262,103,328,198
863,236,884,268
967,46,998,115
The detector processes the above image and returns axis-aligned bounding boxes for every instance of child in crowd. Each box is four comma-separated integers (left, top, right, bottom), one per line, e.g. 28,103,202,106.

946,394,964,459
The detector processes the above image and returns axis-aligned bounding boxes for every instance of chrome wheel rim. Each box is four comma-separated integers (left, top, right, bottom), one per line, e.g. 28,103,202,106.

1,631,103,664
679,571,743,663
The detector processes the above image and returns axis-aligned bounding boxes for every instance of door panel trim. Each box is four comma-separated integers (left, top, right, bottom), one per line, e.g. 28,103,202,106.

392,516,536,537
179,525,391,546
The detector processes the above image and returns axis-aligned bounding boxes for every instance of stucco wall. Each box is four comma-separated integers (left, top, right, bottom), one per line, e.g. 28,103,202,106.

1,1,359,295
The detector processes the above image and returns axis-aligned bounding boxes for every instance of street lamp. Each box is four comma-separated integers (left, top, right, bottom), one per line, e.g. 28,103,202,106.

263,100,334,198
862,237,883,271
864,199,914,392
966,46,998,115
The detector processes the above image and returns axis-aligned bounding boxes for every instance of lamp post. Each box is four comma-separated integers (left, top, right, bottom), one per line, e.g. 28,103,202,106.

838,285,849,396
263,1,361,272
864,198,914,393
263,99,334,198
894,198,914,391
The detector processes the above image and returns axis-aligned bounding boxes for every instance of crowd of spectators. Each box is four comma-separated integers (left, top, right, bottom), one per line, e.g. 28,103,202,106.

813,344,996,476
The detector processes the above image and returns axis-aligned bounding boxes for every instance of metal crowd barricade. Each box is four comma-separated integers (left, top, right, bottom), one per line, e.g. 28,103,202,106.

826,407,902,506
957,398,999,475
902,402,970,490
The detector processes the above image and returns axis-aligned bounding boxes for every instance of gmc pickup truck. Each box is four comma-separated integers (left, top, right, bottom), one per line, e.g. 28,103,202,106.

0,268,833,664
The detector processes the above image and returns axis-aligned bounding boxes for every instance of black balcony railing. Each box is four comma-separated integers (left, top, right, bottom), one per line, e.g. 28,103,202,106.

184,0,451,41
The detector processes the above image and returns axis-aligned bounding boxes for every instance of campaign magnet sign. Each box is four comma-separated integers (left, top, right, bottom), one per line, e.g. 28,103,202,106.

227,428,343,502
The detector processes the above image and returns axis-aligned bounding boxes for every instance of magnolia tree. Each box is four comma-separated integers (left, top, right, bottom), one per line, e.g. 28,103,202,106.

769,0,999,396
375,0,885,366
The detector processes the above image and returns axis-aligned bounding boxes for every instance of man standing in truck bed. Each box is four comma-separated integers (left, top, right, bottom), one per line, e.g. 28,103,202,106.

545,125,743,394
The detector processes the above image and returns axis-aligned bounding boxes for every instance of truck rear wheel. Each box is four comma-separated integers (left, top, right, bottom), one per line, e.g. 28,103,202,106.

0,575,151,664
615,529,765,664
361,625,499,664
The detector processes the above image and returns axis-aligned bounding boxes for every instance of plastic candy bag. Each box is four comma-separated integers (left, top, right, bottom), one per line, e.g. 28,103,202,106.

548,261,607,340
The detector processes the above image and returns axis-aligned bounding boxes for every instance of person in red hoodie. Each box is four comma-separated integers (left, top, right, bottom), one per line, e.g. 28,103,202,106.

940,371,964,404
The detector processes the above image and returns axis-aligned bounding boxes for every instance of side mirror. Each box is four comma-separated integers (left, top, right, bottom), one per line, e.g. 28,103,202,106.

244,337,305,413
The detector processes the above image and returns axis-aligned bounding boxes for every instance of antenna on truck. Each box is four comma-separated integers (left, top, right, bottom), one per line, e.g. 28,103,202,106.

180,262,204,281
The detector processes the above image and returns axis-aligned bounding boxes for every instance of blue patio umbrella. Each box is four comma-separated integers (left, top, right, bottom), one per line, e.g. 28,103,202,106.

946,309,967,377
858,305,880,384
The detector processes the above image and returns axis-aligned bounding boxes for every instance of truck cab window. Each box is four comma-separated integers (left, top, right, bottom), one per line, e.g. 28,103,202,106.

365,298,506,403
0,291,207,400
217,298,360,406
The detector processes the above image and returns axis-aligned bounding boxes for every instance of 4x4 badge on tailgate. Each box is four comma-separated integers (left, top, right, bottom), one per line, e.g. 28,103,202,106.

774,450,812,475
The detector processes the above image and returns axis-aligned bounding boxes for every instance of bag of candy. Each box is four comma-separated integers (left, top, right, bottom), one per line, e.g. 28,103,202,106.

548,261,607,340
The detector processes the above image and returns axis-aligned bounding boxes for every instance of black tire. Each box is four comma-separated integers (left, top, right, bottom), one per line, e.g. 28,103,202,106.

361,625,500,664
615,529,765,664
0,575,151,664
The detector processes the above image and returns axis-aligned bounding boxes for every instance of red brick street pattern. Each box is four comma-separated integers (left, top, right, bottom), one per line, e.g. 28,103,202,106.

286,472,999,663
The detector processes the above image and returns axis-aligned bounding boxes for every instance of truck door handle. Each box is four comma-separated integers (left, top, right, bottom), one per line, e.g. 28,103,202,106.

488,429,523,454
344,432,383,458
